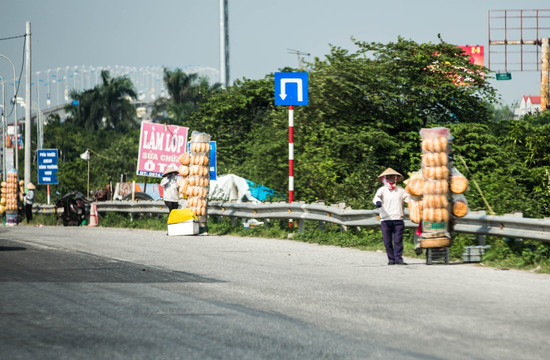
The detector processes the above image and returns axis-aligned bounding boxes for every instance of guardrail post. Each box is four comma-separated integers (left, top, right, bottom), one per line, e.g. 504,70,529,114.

478,235,486,246
230,217,238,227
318,221,326,231
298,219,305,233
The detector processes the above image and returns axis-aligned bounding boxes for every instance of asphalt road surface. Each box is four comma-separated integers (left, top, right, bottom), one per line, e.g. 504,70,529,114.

1,225,549,359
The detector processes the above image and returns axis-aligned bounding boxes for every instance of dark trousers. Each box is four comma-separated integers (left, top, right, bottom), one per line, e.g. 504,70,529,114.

25,204,33,223
164,201,178,213
381,220,405,263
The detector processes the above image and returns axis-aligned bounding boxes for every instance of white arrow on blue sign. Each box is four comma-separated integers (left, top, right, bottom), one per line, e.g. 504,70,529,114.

274,72,308,106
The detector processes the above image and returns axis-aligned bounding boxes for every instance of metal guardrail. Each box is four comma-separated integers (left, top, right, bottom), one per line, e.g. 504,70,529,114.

33,200,550,242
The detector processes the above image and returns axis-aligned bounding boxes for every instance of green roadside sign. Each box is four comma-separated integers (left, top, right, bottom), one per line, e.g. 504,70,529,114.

496,72,512,80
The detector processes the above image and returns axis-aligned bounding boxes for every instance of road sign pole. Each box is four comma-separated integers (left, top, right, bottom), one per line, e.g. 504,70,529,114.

289,105,294,228
274,72,308,228
289,105,294,203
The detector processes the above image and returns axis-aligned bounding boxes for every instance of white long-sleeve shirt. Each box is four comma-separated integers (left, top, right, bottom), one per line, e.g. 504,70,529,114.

24,190,35,205
160,174,180,202
372,186,410,221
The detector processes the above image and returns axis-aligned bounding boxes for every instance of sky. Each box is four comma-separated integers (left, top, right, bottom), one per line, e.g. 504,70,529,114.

1,0,549,112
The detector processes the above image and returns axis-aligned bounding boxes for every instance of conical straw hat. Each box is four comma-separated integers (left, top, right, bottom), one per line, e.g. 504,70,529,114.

377,168,404,182
162,165,178,177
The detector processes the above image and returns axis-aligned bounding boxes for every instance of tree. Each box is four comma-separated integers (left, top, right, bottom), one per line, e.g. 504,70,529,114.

152,68,222,124
186,37,499,207
40,113,140,196
64,70,138,131
289,36,498,205
188,76,276,179
98,70,138,131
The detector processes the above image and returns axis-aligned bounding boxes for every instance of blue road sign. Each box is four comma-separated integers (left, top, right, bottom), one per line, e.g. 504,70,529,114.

37,149,59,185
210,141,217,181
275,72,308,106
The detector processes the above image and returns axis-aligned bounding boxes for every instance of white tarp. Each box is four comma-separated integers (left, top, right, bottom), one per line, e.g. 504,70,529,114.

208,174,260,203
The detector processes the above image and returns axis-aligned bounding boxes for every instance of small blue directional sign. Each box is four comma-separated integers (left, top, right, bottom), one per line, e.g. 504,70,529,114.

209,141,217,181
275,72,308,106
37,149,59,185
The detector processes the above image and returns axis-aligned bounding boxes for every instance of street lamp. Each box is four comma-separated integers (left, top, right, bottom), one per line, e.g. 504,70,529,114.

0,53,19,172
46,69,51,107
56,67,61,106
81,64,85,90
73,66,78,91
64,66,70,101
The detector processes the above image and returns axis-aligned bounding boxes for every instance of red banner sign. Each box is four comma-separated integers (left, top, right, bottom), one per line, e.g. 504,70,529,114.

457,45,484,66
136,122,188,178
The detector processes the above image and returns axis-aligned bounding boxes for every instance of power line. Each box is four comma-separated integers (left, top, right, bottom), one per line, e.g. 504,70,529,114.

0,34,25,41
287,49,310,70
2,34,27,119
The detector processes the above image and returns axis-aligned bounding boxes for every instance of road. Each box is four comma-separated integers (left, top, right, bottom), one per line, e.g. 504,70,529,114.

1,225,549,359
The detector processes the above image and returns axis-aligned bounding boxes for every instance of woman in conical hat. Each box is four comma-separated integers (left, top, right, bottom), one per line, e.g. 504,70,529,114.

377,168,404,183
161,165,180,213
162,165,179,177
373,167,410,265
24,183,36,223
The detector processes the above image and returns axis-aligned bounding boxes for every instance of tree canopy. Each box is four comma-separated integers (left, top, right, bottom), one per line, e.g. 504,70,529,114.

152,68,222,124
64,70,138,131
33,37,550,219
189,37,501,208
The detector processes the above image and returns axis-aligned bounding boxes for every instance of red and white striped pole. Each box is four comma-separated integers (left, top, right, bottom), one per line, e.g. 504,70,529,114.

288,105,294,228
289,105,294,203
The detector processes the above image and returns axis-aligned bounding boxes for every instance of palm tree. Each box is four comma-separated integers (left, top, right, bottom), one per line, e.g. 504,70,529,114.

98,70,138,131
65,88,103,131
64,70,138,131
152,68,222,124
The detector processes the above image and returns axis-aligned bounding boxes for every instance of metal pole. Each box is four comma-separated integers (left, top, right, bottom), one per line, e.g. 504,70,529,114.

25,21,32,189
56,68,60,107
219,0,229,88
541,38,549,111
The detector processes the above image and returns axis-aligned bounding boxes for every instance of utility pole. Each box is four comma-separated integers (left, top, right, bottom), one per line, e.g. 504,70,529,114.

287,49,310,71
25,21,31,188
542,38,549,111
219,0,229,88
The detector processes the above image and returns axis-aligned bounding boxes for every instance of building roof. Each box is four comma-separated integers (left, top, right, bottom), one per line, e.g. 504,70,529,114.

522,95,541,105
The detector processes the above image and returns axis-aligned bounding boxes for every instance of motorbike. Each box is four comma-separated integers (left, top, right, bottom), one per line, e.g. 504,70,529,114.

55,191,90,226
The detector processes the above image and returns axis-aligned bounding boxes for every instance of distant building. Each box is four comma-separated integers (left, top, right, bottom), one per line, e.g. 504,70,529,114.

514,95,541,119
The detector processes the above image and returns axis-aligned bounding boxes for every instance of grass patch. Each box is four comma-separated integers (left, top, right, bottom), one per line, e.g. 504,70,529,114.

98,212,168,231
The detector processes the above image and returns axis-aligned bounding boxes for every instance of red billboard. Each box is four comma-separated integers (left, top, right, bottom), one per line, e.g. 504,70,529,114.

457,45,484,66
136,122,188,178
